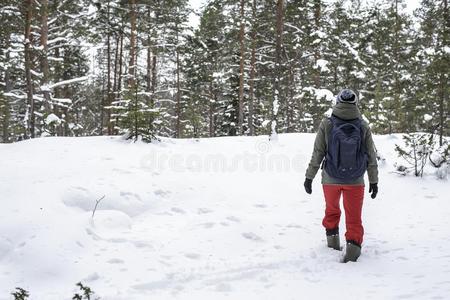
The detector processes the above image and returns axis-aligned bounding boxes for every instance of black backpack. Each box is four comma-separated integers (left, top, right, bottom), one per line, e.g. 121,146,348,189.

324,115,368,181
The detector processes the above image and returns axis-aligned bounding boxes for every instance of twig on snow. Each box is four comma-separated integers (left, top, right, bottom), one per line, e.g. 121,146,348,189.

92,195,105,218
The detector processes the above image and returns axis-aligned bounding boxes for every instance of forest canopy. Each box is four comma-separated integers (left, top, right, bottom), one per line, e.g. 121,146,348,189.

0,0,448,143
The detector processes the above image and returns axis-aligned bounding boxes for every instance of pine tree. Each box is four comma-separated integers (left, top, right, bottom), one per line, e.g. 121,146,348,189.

184,1,226,137
0,1,23,142
415,0,449,145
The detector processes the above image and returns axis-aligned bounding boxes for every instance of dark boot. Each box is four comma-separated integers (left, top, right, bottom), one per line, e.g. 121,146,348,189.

343,241,361,262
327,234,340,250
326,228,340,250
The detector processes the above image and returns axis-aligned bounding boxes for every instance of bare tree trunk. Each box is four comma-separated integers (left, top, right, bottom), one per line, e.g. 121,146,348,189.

53,46,62,135
238,0,245,135
133,27,140,140
1,97,10,143
113,35,119,107
146,9,152,96
151,0,159,96
393,0,402,131
106,1,112,135
151,53,157,94
62,82,70,136
270,0,284,140
439,73,445,146
439,0,448,146
248,0,257,136
118,32,124,95
24,0,35,138
3,34,12,142
40,0,51,115
99,53,105,136
4,35,12,93
51,0,62,135
209,81,215,137
116,30,124,135
146,47,151,95
175,20,181,138
146,7,155,134
128,0,136,89
287,65,294,133
313,0,321,87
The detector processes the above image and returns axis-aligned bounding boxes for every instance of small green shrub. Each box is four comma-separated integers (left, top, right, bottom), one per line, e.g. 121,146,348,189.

11,288,29,300
395,133,435,177
72,282,99,300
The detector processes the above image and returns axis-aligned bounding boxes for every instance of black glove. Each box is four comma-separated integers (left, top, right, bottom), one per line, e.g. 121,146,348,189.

304,178,312,194
369,183,378,199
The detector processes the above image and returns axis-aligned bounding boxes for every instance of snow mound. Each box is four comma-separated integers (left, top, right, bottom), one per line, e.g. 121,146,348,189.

62,186,151,217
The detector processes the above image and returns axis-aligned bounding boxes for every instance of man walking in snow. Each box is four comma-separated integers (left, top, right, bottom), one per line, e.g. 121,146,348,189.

304,89,378,262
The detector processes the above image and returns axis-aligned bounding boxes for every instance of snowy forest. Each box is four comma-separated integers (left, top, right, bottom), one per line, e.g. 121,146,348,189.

0,0,448,143
2,1,450,299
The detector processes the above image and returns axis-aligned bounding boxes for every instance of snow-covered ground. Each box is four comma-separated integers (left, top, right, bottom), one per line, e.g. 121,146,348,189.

1,134,449,300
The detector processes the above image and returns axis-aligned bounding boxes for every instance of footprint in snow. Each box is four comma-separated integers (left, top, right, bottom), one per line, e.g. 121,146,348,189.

242,232,263,242
254,204,267,208
109,238,128,243
199,222,215,229
72,186,88,192
226,216,240,222
107,258,124,264
84,273,100,282
184,253,201,260
286,224,303,229
133,241,154,249
154,189,171,198
171,207,186,214
112,168,132,174
197,208,213,214
120,191,142,201
159,260,172,266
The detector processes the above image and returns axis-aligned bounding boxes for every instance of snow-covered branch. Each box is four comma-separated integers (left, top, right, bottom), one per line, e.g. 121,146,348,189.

44,76,90,90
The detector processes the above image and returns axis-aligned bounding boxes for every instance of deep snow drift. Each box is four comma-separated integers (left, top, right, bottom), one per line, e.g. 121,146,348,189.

0,134,449,300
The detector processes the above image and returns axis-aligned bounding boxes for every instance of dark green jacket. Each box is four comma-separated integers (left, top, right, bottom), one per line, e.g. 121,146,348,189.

305,102,378,185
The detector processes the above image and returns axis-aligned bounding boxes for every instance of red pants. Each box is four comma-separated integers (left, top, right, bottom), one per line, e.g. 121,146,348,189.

322,185,364,245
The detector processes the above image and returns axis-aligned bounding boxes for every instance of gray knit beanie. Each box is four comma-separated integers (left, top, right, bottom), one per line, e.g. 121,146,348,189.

336,89,358,104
